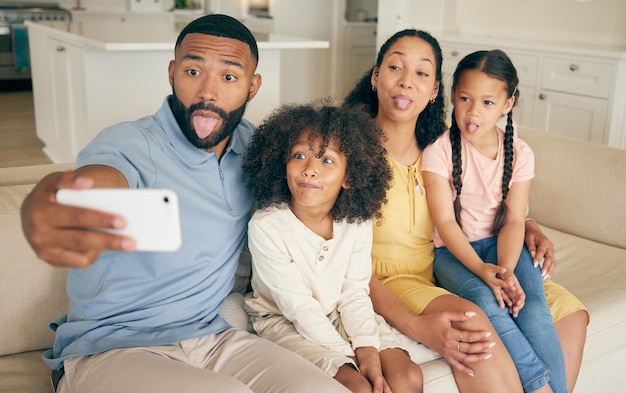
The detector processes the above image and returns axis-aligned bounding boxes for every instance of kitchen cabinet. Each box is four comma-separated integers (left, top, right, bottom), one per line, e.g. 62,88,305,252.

44,36,86,163
341,23,376,98
70,12,175,36
439,35,626,149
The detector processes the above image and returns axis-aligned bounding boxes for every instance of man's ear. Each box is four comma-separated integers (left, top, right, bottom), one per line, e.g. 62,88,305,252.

247,74,262,102
168,60,175,88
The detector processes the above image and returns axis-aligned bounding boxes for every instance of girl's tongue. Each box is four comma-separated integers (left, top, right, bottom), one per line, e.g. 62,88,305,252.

192,115,220,139
466,123,479,133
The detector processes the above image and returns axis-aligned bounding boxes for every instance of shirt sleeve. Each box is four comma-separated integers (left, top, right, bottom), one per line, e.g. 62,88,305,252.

512,136,535,183
336,221,381,351
422,131,453,179
248,215,354,355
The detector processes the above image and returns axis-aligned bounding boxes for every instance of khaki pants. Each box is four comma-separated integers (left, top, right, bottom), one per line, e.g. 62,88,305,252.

57,328,350,393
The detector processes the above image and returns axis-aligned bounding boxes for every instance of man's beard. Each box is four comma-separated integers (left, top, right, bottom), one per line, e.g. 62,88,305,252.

170,89,247,150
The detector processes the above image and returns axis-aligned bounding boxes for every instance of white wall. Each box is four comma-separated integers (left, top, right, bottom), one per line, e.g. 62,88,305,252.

381,0,626,48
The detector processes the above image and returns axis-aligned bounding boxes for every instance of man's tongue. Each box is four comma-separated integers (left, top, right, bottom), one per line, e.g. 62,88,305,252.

393,96,412,110
192,115,219,139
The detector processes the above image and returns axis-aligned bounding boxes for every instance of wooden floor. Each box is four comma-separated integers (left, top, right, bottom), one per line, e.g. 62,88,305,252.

0,81,52,168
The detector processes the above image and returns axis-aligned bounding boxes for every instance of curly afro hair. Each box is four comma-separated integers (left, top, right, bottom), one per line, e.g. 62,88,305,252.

243,102,392,224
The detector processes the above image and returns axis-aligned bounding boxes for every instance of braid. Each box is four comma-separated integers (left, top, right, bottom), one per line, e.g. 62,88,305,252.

493,111,515,235
449,110,463,228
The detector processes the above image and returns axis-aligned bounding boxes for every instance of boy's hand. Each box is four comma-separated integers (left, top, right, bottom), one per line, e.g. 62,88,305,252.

355,346,391,393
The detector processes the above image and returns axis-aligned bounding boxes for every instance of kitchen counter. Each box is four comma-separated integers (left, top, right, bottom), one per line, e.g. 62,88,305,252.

25,20,329,163
27,19,330,51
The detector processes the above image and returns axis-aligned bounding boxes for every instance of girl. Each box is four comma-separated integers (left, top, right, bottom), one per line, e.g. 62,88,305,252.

343,29,587,393
422,49,567,393
243,103,423,393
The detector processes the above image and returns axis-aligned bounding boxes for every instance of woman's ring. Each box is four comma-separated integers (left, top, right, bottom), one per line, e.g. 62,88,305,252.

457,341,461,352
459,331,463,342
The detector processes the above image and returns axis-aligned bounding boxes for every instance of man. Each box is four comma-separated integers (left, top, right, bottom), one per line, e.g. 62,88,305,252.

20,14,349,393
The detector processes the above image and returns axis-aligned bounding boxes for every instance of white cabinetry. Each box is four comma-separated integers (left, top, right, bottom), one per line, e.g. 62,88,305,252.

341,23,376,98
533,56,612,144
45,37,86,163
439,36,626,149
70,12,175,36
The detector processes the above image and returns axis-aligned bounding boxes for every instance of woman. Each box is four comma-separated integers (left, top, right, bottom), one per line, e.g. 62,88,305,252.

343,29,588,393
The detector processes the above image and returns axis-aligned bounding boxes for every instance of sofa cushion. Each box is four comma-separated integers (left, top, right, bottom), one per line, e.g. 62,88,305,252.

0,351,51,393
0,183,68,357
542,226,626,360
541,225,626,393
0,163,74,187
520,126,626,249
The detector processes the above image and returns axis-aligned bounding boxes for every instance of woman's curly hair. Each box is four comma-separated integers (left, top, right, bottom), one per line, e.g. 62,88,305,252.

342,29,447,150
243,102,392,223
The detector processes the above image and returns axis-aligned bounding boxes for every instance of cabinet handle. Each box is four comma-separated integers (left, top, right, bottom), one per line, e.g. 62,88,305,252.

539,93,546,100
56,46,66,52
569,64,578,71
451,50,459,57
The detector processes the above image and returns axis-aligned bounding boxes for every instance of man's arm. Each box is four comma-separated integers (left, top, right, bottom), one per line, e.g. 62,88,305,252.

20,165,135,268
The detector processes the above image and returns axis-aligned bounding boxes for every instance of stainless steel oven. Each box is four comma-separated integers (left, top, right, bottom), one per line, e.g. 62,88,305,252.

0,2,71,81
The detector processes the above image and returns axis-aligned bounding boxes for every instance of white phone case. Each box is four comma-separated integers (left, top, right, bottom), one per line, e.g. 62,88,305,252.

56,188,182,252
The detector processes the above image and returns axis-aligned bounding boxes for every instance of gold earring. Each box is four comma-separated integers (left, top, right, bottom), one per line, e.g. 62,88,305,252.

430,97,436,104
372,85,377,92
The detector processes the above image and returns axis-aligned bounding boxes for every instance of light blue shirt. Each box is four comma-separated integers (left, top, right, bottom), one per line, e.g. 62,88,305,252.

43,97,255,370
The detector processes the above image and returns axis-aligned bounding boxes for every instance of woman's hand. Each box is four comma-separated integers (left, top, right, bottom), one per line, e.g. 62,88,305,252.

355,346,391,393
524,219,555,279
412,310,494,377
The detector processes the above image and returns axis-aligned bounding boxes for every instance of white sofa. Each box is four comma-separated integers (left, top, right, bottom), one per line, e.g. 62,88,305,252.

1,126,625,393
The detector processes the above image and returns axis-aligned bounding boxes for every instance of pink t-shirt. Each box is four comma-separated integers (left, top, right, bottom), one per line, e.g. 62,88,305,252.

422,128,534,247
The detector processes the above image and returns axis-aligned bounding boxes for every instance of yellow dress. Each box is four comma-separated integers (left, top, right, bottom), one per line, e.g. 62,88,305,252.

372,155,587,323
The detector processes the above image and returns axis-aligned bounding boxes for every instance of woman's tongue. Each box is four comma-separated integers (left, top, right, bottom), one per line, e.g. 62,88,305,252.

393,96,412,110
192,115,220,139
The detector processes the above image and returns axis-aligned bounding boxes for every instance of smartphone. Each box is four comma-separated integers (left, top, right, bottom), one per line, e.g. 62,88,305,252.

56,188,182,252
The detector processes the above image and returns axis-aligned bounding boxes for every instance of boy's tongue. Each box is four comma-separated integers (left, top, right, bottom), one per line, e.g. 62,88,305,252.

192,115,220,139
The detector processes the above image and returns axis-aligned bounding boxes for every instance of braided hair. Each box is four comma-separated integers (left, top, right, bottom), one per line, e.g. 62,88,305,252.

342,29,447,150
449,50,519,235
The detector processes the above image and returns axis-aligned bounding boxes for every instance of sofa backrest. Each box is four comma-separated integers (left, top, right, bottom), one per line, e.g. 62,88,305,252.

0,163,72,357
519,126,626,249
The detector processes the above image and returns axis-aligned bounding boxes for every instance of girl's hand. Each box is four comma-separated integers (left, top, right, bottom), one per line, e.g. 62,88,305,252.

476,264,510,310
354,346,391,393
498,271,526,317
